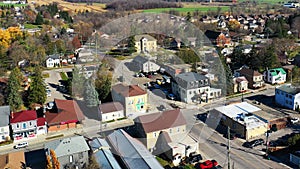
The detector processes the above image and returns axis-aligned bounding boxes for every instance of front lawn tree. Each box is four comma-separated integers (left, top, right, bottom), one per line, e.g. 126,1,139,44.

6,67,23,112
28,66,46,106
95,61,112,101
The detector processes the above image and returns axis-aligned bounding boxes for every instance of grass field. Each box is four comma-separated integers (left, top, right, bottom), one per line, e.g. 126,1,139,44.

0,2,27,7
29,0,106,13
143,6,230,13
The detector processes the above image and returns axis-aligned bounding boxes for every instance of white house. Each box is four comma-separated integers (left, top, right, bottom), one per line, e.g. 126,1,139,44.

99,102,125,122
233,76,248,93
275,84,300,111
172,72,221,103
132,55,160,73
45,54,60,68
263,68,286,84
0,106,10,142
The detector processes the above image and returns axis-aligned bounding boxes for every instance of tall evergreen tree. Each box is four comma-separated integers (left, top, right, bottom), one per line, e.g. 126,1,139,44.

83,79,99,107
35,12,44,25
6,67,23,112
28,66,46,105
70,66,85,98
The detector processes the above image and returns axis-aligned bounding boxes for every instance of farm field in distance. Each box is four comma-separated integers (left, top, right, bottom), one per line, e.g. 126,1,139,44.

143,6,230,14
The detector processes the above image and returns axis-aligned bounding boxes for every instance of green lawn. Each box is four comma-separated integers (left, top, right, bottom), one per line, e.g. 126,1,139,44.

143,6,230,13
24,23,41,29
0,2,27,7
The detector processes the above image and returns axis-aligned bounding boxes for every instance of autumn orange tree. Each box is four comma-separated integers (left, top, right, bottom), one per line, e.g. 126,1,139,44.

46,155,52,169
50,149,60,169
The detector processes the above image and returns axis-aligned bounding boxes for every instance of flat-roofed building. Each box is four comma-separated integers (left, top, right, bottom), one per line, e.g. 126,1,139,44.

211,102,268,140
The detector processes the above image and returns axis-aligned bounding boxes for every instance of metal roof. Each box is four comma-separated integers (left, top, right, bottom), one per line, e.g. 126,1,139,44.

107,129,163,169
90,138,121,169
276,84,300,95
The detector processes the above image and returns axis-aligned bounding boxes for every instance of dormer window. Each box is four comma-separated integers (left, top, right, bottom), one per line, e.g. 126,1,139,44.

200,80,203,85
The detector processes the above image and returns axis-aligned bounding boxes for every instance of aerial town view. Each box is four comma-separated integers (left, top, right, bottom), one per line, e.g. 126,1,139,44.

0,0,300,168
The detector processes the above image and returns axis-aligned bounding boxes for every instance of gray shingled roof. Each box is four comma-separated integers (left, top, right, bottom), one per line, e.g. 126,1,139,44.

107,129,163,169
45,136,90,158
0,106,10,127
276,84,300,95
175,72,210,89
134,35,156,42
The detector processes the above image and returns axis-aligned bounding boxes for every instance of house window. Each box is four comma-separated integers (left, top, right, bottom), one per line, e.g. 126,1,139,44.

154,132,157,137
22,123,26,129
69,155,73,163
29,122,32,126
286,94,288,97
177,128,180,132
286,100,288,104
189,91,192,95
169,128,172,133
289,95,292,99
17,124,19,128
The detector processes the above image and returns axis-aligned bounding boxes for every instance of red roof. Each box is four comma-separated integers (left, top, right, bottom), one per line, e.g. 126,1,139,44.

45,99,84,125
10,110,37,123
112,84,147,97
136,109,186,133
37,117,46,126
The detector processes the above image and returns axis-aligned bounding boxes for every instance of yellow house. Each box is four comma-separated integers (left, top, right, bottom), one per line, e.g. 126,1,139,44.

112,83,148,115
134,35,157,53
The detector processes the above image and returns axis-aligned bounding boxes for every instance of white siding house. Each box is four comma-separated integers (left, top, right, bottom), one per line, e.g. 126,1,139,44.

264,68,286,84
132,56,160,73
275,84,300,111
99,102,124,122
45,54,60,68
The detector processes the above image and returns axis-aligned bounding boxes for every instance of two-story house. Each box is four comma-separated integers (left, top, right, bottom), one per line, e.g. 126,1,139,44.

10,110,38,141
132,55,160,73
45,136,90,169
112,83,148,115
238,67,264,89
275,84,300,111
172,72,221,103
233,76,248,93
0,106,10,142
134,35,157,53
45,54,61,68
264,68,286,84
134,109,198,166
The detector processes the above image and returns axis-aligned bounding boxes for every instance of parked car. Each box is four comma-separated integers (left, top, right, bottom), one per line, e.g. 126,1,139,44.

291,117,299,124
170,103,179,108
189,154,203,163
198,160,218,169
162,88,169,94
243,138,264,148
167,93,176,100
154,84,161,89
158,105,166,111
14,141,29,149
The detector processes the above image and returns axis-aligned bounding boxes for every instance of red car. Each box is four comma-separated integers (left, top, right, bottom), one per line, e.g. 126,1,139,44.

198,160,218,169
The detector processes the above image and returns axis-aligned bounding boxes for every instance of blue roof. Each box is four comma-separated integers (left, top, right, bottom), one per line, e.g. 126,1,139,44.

107,129,163,169
90,138,121,169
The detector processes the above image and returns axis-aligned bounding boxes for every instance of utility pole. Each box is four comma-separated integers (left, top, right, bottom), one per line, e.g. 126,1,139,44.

265,131,270,159
227,126,231,169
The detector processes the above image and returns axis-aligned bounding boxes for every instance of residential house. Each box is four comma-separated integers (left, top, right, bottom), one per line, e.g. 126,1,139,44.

10,110,38,141
45,99,85,132
37,117,47,135
45,54,61,68
134,35,157,53
204,30,231,47
275,84,300,111
187,37,197,47
162,64,192,79
172,72,221,103
106,129,163,169
99,102,124,122
45,136,90,169
0,106,10,142
132,56,160,73
0,151,25,169
233,76,248,93
211,102,268,140
238,67,264,89
76,49,94,63
89,138,122,169
112,84,148,115
264,68,286,84
79,65,98,79
134,109,198,165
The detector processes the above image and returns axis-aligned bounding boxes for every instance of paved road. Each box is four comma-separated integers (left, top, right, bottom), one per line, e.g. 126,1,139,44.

189,122,291,169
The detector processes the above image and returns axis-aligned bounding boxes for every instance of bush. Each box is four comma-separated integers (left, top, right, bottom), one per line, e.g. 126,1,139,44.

42,73,50,78
60,72,68,81
288,134,300,146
